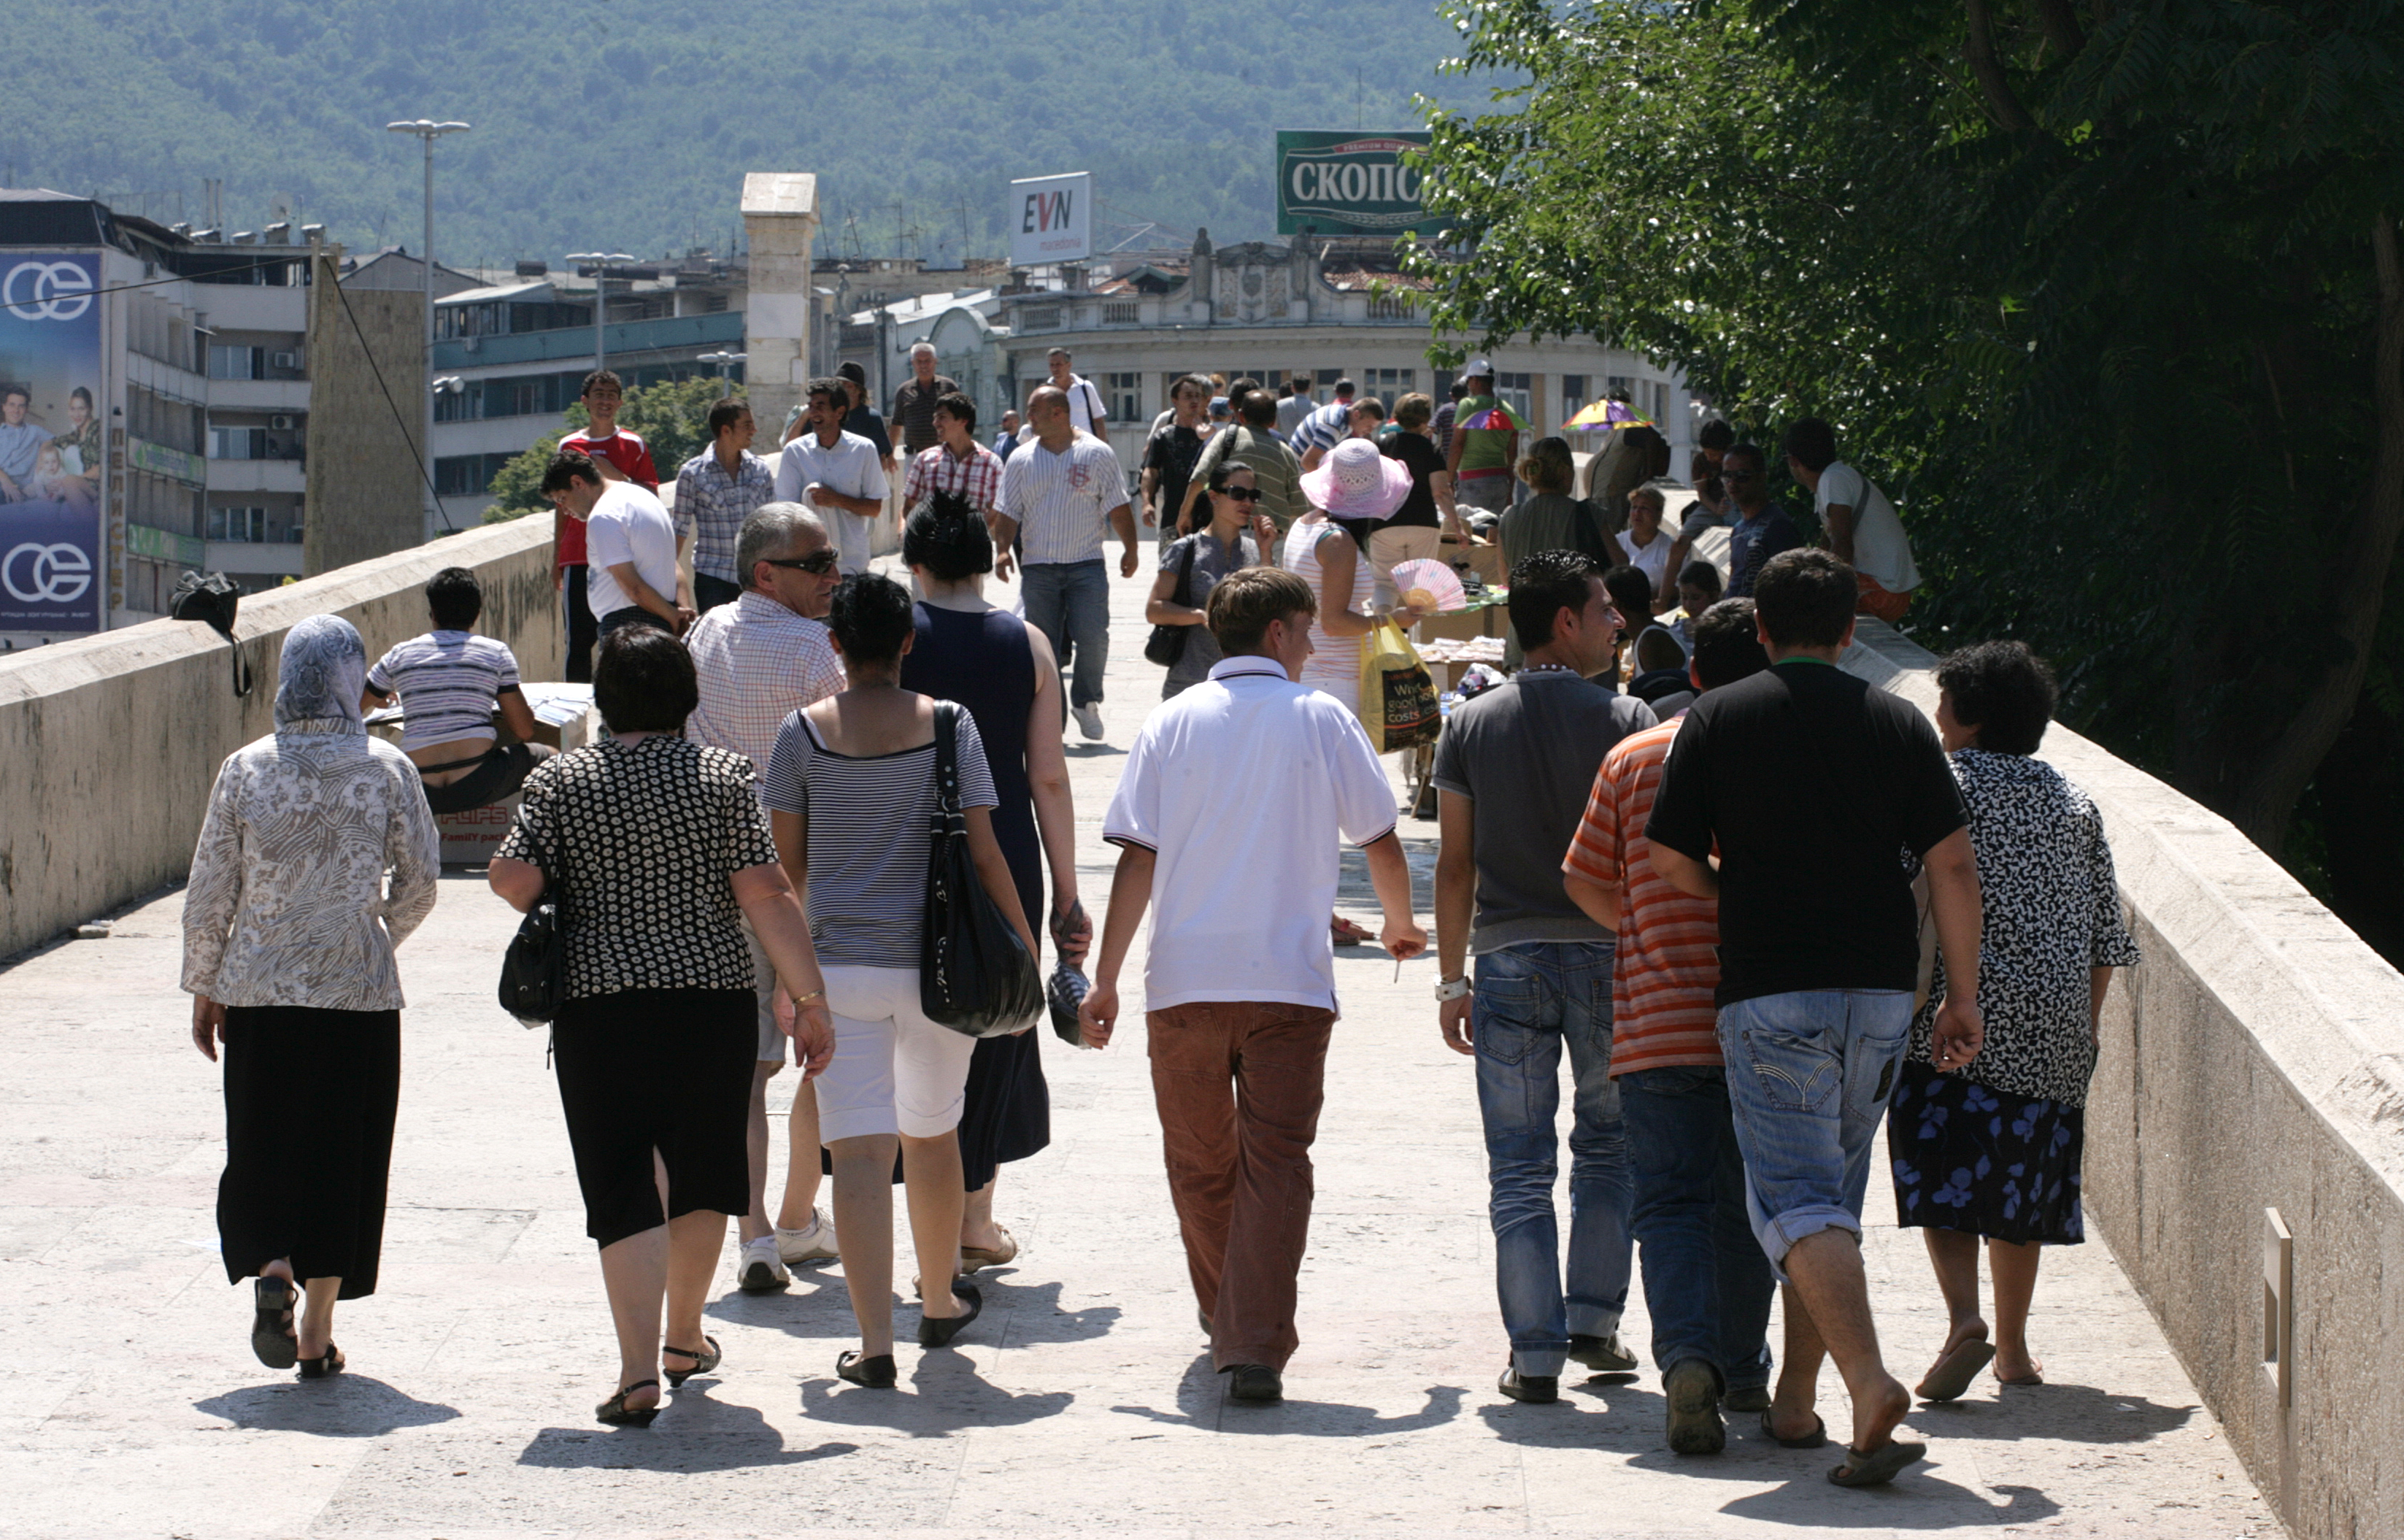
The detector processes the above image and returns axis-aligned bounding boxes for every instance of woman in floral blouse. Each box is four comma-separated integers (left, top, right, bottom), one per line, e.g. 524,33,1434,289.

1887,641,2142,1401
183,615,440,1382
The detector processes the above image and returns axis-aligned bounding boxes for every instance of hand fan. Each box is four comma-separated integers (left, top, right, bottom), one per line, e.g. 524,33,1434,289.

1390,558,1468,613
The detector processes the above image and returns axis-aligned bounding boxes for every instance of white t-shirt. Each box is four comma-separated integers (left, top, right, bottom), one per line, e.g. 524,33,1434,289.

583,481,681,622
1621,525,1676,590
1817,461,1918,593
1103,655,1398,1013
1050,374,1106,434
774,428,889,510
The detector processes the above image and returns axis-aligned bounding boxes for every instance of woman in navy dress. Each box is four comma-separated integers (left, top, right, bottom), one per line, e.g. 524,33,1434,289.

899,492,1092,1270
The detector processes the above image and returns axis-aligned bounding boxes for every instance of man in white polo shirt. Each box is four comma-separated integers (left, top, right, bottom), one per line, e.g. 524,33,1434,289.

995,384,1139,741
774,376,890,577
542,450,692,636
1081,566,1426,1406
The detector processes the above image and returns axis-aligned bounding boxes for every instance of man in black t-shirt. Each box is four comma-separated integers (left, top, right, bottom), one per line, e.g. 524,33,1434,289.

1644,549,1985,1485
1141,374,1213,549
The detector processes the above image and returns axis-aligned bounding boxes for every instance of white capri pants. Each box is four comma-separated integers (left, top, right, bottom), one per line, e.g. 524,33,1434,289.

815,965,977,1142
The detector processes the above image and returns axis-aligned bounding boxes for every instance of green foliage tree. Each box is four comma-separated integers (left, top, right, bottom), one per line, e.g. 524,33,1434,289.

1409,0,2404,954
482,376,736,523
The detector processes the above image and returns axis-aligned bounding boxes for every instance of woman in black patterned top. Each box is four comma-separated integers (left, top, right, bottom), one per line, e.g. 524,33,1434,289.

1887,641,2143,1401
490,627,834,1428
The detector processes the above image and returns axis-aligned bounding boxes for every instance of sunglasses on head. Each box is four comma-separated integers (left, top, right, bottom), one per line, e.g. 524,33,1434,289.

763,550,840,574
1220,485,1263,501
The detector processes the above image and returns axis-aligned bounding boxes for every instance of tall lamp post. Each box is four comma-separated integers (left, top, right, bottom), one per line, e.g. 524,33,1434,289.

385,119,469,536
698,350,747,382
568,251,636,382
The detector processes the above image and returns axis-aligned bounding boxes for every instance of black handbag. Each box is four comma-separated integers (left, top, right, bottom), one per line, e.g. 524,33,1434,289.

496,808,566,1028
169,571,255,697
920,702,1044,1037
1143,536,1201,668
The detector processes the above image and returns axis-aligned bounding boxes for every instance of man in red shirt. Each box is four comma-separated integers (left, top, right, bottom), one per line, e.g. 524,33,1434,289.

552,369,660,681
1561,598,1776,1458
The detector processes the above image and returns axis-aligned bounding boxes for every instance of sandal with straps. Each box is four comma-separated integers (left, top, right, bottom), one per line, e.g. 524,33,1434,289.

298,1342,345,1381
663,1336,722,1389
596,1379,661,1428
251,1277,298,1370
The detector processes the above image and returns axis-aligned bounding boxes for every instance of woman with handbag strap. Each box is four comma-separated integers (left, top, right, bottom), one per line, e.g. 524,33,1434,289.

759,572,1039,1387
488,627,834,1428
1145,461,1276,698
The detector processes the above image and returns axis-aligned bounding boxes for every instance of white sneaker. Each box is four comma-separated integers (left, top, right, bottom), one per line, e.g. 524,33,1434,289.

737,1235,790,1294
776,1210,841,1267
1071,702,1105,741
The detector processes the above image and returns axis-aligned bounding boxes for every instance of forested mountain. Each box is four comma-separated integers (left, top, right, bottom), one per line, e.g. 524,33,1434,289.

7,0,1484,263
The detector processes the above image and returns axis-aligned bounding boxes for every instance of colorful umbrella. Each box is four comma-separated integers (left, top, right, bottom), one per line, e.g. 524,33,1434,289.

1564,399,1655,431
1456,401,1529,432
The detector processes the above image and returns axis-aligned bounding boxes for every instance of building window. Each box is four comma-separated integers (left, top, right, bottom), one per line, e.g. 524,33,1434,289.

1106,371,1143,425
1561,374,1591,423
1365,368,1415,399
208,344,261,380
210,426,266,460
209,506,266,542
1606,374,1635,403
1367,296,1417,320
1654,382,1672,427
1102,301,1139,324
1496,371,1534,423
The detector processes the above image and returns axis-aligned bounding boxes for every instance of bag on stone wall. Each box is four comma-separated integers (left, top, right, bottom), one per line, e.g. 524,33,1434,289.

169,572,255,698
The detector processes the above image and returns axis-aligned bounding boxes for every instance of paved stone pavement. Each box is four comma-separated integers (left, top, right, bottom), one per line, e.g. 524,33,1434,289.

0,557,2278,1539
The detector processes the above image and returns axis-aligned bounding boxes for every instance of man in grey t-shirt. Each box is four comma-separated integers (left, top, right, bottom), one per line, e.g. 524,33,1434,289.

1430,550,1654,1406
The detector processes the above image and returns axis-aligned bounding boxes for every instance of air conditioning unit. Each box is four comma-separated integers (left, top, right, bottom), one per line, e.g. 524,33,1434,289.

271,351,298,371
269,415,296,430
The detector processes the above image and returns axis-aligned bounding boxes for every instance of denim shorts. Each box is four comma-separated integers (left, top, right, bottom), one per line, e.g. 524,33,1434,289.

1716,989,1913,1277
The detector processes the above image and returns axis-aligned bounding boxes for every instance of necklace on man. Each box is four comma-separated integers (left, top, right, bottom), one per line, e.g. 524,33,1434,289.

1519,663,1576,677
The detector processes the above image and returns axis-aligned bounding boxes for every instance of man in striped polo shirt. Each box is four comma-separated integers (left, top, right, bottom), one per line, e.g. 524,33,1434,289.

1561,598,1774,1456
995,385,1138,741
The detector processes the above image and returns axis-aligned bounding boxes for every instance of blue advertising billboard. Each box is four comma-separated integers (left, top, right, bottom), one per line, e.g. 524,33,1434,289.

0,253,104,631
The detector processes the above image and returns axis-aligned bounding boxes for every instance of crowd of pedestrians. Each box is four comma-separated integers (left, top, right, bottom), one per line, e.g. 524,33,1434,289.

180,374,2143,1497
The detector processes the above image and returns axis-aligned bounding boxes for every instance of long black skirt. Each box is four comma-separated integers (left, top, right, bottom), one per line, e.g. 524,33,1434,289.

218,1006,401,1300
1887,1060,2086,1247
553,987,754,1248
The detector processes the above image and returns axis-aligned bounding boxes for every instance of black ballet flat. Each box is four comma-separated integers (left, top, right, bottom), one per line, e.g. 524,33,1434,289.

251,1277,298,1370
297,1342,344,1381
836,1350,897,1387
663,1336,721,1389
917,1284,983,1348
596,1379,661,1427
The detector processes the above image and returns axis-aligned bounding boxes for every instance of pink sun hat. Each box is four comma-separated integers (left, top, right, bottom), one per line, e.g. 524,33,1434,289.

1300,437,1414,520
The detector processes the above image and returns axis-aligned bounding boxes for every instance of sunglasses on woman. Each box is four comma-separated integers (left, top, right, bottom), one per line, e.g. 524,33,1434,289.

1218,486,1263,502
763,550,840,574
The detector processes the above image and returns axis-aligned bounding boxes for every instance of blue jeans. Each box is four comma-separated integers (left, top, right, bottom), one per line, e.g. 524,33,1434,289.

1620,1066,1774,1395
1471,942,1632,1377
1020,559,1110,712
1717,990,1914,1277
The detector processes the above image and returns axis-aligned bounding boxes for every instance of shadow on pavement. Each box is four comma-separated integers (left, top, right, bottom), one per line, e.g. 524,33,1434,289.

1720,1472,2059,1528
1113,1368,1468,1437
1906,1382,2195,1444
195,1376,461,1436
982,1276,1124,1344
519,1394,856,1472
794,1352,1076,1436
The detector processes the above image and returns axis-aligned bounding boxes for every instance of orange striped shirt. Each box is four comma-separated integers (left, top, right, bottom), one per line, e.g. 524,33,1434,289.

1564,716,1725,1074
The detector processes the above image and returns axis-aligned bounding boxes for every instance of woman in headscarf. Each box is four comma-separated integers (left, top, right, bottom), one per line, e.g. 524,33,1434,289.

183,615,441,1381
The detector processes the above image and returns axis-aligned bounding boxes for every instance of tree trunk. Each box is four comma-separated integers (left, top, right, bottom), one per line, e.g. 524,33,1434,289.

2034,0,2087,58
2224,217,2404,850
1963,0,2039,132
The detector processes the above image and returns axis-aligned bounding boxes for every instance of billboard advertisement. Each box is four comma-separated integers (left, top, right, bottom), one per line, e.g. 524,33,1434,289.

1276,131,1439,237
1009,172,1093,267
0,252,104,631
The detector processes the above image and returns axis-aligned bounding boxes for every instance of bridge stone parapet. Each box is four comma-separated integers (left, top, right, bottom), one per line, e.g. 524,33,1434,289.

0,516,558,961
1844,620,2404,1540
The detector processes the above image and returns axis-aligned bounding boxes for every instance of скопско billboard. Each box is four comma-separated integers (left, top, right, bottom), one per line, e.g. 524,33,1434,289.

0,252,104,631
1276,131,1440,237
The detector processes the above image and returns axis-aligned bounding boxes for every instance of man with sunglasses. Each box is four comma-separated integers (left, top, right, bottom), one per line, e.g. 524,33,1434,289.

684,502,850,1295
1719,444,1803,599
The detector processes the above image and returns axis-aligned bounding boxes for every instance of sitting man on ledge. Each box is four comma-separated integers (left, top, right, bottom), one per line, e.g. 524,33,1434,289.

361,566,553,815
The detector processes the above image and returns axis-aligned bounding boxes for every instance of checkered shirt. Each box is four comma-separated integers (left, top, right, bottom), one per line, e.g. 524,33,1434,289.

684,591,847,789
904,442,1005,515
672,447,778,585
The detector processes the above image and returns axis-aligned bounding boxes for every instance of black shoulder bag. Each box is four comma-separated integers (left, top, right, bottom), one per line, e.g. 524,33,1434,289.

1143,537,1201,667
921,702,1044,1037
169,571,255,698
497,803,567,1028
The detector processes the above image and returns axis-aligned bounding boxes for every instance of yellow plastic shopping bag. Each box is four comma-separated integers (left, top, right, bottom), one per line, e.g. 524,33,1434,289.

1357,618,1441,752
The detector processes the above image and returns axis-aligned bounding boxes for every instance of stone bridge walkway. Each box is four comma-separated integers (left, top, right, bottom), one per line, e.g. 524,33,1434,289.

0,560,2276,1539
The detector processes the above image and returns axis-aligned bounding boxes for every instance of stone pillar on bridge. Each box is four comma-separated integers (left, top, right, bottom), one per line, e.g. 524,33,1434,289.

740,173,820,438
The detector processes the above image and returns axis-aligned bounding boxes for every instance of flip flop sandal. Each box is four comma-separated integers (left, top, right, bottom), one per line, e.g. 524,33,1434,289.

663,1336,722,1389
959,1225,1019,1271
1759,1409,1829,1449
1998,1370,2046,1387
1828,1440,1927,1487
251,1277,298,1370
1916,1339,1997,1402
1330,917,1374,945
298,1343,344,1381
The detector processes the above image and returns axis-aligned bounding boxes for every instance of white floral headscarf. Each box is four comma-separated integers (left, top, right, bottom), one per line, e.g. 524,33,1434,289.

273,614,368,734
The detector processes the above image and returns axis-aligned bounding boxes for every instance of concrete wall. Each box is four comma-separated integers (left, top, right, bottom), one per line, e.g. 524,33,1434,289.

0,516,557,961
1843,623,2404,1540
306,247,428,574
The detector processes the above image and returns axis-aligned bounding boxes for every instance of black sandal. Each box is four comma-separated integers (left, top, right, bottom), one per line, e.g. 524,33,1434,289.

917,1284,982,1348
251,1277,298,1370
298,1343,344,1381
836,1350,896,1387
663,1336,721,1388
596,1379,661,1427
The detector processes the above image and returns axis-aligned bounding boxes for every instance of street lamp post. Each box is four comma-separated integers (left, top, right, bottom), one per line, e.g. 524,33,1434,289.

385,119,469,536
698,350,747,382
568,251,636,382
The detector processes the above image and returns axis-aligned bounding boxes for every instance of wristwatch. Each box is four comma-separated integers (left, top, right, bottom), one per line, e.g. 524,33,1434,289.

1434,976,1472,1003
